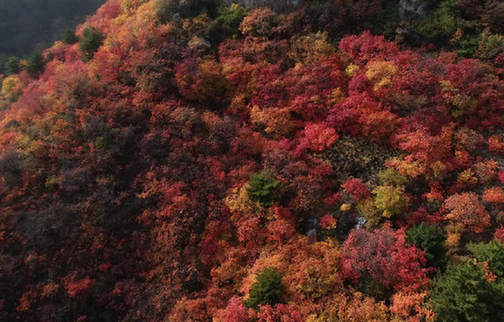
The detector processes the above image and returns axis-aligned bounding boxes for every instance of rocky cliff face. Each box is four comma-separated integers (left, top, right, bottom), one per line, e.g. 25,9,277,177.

399,0,428,19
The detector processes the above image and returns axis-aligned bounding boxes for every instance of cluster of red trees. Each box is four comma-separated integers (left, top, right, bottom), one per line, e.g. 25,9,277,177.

2,0,504,321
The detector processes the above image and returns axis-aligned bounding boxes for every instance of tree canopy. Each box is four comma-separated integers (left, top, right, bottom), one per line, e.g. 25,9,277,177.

2,0,504,320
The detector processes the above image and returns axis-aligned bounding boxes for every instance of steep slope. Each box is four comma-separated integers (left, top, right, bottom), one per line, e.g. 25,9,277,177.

2,0,504,321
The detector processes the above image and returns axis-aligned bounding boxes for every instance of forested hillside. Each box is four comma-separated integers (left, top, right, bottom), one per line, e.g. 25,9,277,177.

2,0,504,321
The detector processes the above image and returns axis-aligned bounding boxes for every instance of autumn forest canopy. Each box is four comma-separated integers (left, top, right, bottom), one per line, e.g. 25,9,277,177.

4,0,504,321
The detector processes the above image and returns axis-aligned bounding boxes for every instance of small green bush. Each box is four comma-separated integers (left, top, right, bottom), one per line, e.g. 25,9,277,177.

457,34,480,58
217,3,247,37
478,33,504,60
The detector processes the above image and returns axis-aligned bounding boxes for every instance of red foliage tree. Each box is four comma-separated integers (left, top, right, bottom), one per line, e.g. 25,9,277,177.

340,228,431,291
341,178,371,201
444,192,491,233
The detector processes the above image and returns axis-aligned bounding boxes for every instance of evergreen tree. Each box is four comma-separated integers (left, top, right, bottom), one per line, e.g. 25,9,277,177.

4,56,20,75
62,29,79,45
406,222,447,270
245,267,285,309
26,52,45,76
468,240,504,278
217,3,247,37
80,27,105,61
431,261,504,321
247,170,279,207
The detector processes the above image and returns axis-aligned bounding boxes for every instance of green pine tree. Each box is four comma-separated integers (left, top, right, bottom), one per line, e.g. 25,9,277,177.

468,240,504,278
4,56,20,75
247,170,279,207
62,29,79,45
26,52,45,76
80,27,105,61
406,222,447,270
431,261,504,321
245,267,285,309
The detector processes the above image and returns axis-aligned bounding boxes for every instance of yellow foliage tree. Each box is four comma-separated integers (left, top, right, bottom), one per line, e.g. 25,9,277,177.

366,61,398,90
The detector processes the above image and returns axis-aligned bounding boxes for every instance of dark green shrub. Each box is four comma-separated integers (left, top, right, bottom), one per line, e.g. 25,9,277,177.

245,267,285,309
356,273,391,302
457,33,480,58
62,29,79,45
45,52,55,63
406,222,447,270
477,33,504,60
417,0,461,44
